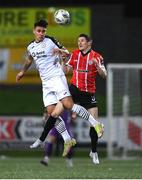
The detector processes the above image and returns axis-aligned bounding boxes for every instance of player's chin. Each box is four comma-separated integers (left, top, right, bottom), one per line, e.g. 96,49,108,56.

79,47,84,51
38,37,44,41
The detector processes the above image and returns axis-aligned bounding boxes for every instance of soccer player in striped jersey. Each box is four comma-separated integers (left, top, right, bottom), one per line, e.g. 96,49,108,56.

16,19,104,157
65,34,107,164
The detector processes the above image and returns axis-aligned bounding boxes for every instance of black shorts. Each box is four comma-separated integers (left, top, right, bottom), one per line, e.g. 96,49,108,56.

69,84,97,110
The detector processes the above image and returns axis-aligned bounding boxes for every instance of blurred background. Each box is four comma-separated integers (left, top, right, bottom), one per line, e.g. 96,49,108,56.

0,0,142,176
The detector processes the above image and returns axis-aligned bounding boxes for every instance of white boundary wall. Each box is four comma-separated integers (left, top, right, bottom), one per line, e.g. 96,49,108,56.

1,116,142,149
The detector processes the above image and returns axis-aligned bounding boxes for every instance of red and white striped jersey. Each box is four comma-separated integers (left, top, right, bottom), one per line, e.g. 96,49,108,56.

67,49,104,93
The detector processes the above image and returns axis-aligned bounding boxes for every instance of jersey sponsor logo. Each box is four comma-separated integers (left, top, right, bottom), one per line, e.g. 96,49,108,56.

32,51,47,59
77,69,89,73
91,96,96,103
88,60,93,65
41,43,46,48
36,51,45,55
63,91,67,95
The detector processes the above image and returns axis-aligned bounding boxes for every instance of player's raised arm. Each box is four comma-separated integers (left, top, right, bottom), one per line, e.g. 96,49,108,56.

52,47,70,74
16,55,33,82
52,47,69,56
93,57,107,79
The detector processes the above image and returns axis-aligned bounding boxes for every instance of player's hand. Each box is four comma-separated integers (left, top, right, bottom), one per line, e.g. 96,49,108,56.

93,58,99,67
52,48,62,55
16,71,24,82
52,48,69,57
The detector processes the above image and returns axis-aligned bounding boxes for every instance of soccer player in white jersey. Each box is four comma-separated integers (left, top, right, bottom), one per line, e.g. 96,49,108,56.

16,19,104,156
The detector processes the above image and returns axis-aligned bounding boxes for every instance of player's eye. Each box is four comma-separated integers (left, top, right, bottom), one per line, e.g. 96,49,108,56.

37,29,46,33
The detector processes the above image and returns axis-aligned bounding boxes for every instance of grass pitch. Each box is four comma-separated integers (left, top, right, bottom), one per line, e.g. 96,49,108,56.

0,156,142,179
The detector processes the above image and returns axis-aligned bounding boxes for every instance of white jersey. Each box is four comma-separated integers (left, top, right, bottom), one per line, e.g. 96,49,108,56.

27,36,64,82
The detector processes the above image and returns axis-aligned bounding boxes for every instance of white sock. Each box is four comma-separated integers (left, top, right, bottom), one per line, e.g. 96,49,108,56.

88,114,99,126
61,130,71,142
44,156,49,163
55,116,71,142
72,104,99,126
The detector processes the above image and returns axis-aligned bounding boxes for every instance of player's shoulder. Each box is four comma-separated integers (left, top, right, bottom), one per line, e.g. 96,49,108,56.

71,49,80,54
92,49,103,59
45,35,63,48
45,35,56,41
27,40,35,50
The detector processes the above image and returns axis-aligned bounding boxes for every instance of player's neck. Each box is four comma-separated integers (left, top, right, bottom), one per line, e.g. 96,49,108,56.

35,37,44,43
81,47,91,54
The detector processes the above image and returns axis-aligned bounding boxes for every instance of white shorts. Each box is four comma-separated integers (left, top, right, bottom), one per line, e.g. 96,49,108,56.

42,75,71,107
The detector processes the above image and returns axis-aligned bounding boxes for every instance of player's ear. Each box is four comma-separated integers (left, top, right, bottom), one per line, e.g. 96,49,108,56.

88,40,92,46
33,29,35,34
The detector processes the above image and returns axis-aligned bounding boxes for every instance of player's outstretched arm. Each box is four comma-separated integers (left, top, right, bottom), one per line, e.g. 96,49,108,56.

16,55,33,82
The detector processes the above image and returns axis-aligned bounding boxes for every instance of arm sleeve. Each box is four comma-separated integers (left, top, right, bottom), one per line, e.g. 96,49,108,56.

49,36,63,49
95,53,105,67
27,46,32,56
95,53,107,75
95,53,103,65
49,36,69,54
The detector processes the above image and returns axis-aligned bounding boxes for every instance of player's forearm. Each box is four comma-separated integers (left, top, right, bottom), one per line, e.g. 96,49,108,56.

60,47,69,55
21,59,32,73
97,66,107,79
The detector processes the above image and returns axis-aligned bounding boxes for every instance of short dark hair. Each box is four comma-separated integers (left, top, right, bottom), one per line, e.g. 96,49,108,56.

34,19,48,28
78,33,92,42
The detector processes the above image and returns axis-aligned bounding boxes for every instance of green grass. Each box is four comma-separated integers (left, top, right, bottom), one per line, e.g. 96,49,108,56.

0,157,142,179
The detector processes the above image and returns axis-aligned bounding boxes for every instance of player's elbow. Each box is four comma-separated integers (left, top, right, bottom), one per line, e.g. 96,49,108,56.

99,66,107,79
102,70,107,79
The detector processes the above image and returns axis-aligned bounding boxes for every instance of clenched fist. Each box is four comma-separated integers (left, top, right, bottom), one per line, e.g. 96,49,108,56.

16,71,24,82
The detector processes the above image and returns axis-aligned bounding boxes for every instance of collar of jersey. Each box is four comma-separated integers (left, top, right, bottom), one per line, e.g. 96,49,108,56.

35,38,45,43
80,48,91,56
